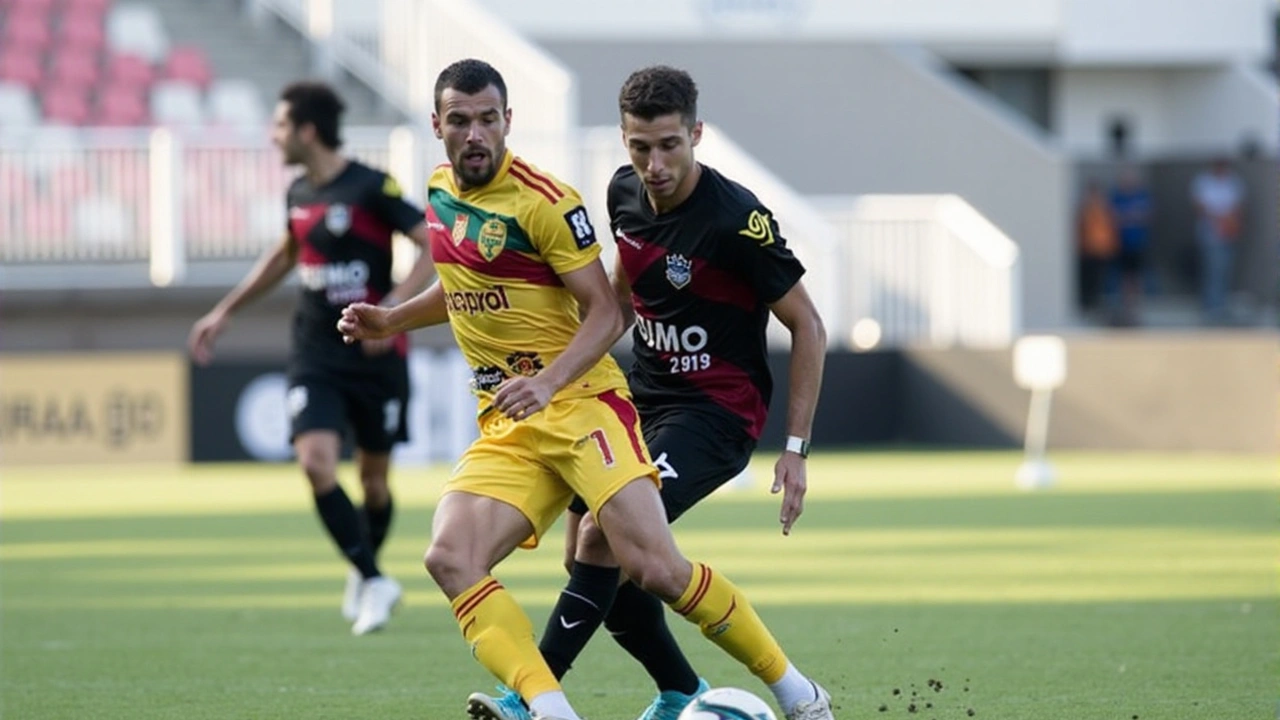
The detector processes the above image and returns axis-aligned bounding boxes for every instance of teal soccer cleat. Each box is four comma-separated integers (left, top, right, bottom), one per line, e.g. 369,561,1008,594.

466,686,533,720
637,678,711,720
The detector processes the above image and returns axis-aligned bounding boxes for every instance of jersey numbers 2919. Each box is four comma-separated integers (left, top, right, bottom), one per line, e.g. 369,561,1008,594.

668,353,712,374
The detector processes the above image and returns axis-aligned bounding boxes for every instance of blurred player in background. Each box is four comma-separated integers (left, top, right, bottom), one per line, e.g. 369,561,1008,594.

188,81,435,636
470,65,830,720
336,59,834,720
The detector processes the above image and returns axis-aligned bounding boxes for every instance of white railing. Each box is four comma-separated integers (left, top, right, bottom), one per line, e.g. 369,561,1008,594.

0,126,420,287
816,194,1021,349
1,131,1022,350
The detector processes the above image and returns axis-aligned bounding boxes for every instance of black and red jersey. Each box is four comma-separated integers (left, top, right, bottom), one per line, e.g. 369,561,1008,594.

608,164,805,439
285,160,424,373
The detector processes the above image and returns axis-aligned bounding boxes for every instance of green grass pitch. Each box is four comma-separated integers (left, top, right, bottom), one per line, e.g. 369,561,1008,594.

2,451,1276,719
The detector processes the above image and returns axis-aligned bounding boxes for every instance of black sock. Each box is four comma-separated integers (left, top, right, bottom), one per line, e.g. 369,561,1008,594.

604,581,701,695
363,495,394,556
314,486,380,579
538,562,621,679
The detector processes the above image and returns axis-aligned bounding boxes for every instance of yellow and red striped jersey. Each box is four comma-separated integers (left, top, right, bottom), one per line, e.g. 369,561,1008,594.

426,150,628,405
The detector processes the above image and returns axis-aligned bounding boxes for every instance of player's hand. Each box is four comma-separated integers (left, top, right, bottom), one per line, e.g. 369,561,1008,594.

188,310,229,366
771,452,808,536
361,336,396,357
493,375,554,421
337,303,393,343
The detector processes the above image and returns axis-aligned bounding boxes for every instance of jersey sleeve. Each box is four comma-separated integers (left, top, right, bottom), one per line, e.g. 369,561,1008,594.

526,185,603,276
728,203,806,304
368,171,426,234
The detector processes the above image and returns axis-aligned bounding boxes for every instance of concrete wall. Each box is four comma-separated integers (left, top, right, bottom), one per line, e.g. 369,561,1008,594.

541,40,1072,329
1056,65,1280,157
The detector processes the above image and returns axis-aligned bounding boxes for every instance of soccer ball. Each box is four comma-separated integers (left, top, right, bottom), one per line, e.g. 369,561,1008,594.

677,687,778,720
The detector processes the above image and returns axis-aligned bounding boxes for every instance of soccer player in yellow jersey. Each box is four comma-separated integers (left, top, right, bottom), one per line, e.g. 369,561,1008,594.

337,59,835,720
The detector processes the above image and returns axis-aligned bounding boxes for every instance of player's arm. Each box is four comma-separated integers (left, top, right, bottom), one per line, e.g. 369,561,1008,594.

768,280,825,536
338,280,448,344
611,252,636,329
492,260,624,420
189,231,298,365
770,281,826,445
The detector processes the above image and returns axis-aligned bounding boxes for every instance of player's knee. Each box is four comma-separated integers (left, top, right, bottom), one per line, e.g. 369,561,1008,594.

575,516,613,565
296,452,336,490
422,542,461,589
622,555,684,603
359,471,389,503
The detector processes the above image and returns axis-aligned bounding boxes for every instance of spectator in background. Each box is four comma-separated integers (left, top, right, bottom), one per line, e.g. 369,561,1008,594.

1076,180,1118,316
1191,157,1245,323
1109,166,1152,326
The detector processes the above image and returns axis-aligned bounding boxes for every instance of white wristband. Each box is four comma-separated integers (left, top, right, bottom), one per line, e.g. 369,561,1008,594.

785,435,810,458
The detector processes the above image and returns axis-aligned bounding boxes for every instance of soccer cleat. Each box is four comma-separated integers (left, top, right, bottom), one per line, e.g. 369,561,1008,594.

466,687,533,720
637,678,711,720
341,568,362,622
785,682,834,720
351,575,401,635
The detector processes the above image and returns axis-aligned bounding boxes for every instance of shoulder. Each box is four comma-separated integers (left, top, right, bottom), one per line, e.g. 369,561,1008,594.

608,164,640,193
344,160,384,187
285,175,309,202
701,165,775,238
702,165,763,213
507,155,580,208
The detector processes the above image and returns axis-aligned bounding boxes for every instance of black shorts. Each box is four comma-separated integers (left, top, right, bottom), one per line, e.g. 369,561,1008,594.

286,363,409,453
569,405,755,522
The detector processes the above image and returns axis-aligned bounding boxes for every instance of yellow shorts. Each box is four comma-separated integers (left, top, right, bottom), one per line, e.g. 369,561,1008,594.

444,388,659,548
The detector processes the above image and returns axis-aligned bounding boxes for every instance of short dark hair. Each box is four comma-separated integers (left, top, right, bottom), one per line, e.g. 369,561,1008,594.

279,81,345,149
434,59,508,110
618,66,698,127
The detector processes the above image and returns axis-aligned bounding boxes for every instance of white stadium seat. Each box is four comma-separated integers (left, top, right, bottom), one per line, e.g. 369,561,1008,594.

106,4,171,64
0,82,39,128
151,80,205,127
207,79,267,128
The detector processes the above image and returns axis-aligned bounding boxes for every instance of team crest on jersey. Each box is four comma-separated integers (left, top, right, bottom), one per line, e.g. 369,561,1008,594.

451,215,470,246
325,204,351,235
478,219,507,261
665,253,693,289
506,351,544,377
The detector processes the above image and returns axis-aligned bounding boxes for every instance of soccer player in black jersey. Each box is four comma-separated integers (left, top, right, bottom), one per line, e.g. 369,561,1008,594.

188,81,435,636
471,66,830,720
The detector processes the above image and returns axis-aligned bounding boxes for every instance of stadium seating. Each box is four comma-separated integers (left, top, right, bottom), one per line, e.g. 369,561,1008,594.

0,0,263,128
0,0,281,255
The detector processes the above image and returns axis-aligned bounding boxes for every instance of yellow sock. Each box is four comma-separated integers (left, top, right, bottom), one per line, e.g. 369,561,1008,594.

451,576,561,700
671,561,790,684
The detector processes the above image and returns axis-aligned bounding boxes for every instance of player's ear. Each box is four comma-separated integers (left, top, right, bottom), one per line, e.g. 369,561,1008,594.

690,120,703,148
503,107,513,137
431,113,443,139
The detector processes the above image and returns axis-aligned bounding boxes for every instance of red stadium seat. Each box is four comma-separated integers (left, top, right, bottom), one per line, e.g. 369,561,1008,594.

57,13,107,52
41,85,89,124
3,12,53,51
6,0,57,12
95,84,149,125
48,47,100,89
61,0,113,16
0,49,42,88
162,45,212,89
104,52,153,88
